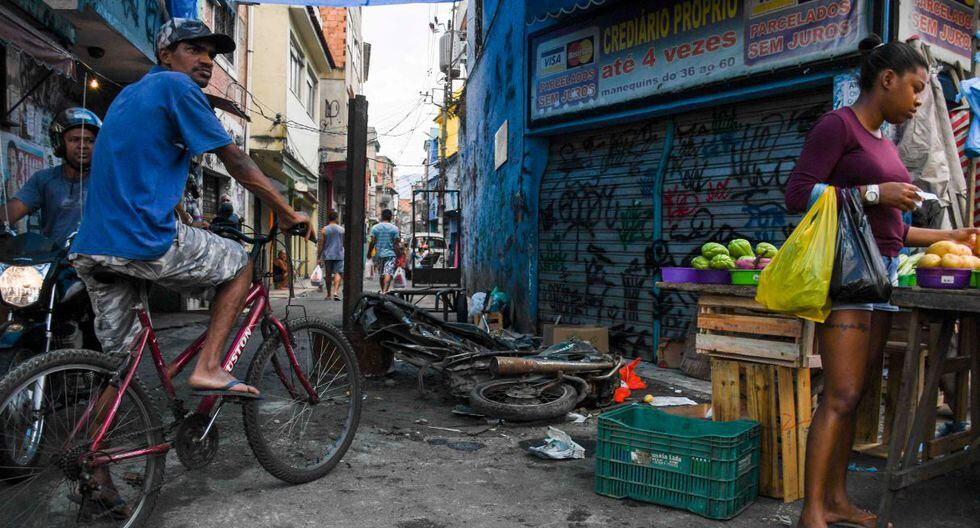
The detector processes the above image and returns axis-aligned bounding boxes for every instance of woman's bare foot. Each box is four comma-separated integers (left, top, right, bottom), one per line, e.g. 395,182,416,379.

825,498,888,528
798,507,829,528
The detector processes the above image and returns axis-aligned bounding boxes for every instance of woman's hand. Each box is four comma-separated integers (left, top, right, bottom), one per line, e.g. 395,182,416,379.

949,227,980,248
877,182,922,212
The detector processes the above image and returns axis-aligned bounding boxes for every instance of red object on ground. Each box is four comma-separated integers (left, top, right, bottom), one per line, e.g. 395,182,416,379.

613,381,631,403
619,358,647,390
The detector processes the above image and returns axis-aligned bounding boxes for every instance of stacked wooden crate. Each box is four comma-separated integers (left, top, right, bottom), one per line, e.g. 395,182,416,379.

695,294,819,503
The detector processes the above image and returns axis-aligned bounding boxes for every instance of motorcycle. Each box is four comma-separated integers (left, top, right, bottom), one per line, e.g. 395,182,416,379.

352,293,622,422
0,230,98,478
468,340,622,422
0,231,98,372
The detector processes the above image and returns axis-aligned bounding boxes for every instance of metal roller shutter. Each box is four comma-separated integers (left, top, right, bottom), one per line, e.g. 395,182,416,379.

538,119,667,360
659,91,830,341
538,90,831,359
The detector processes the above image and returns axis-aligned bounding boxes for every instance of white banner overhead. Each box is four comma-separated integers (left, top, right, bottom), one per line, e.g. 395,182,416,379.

255,1,454,5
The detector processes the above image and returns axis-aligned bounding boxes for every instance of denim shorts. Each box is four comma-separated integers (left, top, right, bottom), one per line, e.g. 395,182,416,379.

831,255,900,313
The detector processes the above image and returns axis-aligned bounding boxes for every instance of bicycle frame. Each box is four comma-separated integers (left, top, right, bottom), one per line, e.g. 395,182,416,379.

70,279,318,467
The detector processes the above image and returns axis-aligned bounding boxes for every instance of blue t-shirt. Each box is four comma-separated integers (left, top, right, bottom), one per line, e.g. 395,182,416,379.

370,222,399,258
13,164,88,244
72,66,232,260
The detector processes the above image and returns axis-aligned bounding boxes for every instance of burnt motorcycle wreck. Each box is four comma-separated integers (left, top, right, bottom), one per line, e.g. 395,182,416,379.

351,293,622,421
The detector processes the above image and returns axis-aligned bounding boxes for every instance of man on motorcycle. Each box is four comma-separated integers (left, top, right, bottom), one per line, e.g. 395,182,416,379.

0,107,101,245
72,18,312,398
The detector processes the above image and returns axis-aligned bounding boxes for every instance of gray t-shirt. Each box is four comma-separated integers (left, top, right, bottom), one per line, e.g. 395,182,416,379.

321,223,345,260
14,165,89,244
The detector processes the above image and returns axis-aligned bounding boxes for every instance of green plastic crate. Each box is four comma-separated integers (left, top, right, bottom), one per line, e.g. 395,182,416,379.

594,404,760,520
972,270,979,289
898,274,917,288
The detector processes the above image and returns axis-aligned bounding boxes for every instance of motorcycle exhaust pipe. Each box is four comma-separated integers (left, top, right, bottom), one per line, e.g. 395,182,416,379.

490,356,616,376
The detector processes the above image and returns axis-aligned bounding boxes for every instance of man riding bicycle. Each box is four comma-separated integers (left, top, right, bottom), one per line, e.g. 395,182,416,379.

72,18,312,399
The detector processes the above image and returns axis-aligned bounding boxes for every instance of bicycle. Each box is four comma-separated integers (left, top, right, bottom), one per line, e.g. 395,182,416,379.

0,223,362,527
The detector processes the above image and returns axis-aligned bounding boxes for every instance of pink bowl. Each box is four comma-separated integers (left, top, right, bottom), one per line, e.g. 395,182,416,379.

916,268,971,289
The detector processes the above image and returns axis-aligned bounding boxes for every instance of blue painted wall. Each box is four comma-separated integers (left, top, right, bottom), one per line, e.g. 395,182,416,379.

461,1,555,332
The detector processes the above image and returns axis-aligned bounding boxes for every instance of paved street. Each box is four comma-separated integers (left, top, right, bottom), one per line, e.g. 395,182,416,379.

137,284,980,528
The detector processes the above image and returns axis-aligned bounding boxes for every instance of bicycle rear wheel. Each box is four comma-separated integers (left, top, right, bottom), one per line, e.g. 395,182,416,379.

243,318,361,484
0,349,164,527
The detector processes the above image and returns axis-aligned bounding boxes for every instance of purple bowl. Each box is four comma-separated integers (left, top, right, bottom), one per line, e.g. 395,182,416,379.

662,267,699,283
916,268,971,289
696,269,732,284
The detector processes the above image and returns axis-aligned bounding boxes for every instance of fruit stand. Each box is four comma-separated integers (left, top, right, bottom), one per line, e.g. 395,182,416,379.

658,281,979,518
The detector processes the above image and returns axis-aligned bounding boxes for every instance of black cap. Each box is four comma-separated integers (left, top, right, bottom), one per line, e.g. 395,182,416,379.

155,18,235,56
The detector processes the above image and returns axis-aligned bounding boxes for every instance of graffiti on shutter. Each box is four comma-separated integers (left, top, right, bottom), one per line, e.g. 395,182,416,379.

659,91,830,339
538,91,830,359
538,119,667,360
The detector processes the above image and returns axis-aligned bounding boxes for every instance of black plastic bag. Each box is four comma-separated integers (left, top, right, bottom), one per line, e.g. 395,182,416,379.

829,188,893,304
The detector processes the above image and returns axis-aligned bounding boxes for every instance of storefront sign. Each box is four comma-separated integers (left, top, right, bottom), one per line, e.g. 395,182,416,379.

898,0,974,67
530,0,868,121
1,132,51,197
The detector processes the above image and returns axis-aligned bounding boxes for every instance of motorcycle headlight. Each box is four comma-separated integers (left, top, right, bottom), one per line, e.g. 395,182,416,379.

0,264,50,307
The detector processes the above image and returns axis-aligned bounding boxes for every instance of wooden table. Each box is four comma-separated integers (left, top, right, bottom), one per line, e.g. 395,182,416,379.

658,282,980,521
388,287,467,322
876,288,980,527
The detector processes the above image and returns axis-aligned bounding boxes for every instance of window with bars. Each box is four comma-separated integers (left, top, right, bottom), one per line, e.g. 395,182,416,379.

289,38,304,97
212,4,236,64
306,67,316,116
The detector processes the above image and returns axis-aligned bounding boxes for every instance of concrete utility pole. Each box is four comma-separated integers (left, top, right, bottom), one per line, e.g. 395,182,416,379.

437,2,457,245
343,95,368,330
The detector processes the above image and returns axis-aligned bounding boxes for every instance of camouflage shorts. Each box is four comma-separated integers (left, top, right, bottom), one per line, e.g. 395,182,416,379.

72,222,249,355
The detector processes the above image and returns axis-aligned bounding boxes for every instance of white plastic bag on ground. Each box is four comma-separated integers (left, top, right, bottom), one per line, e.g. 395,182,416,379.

528,427,585,460
309,265,324,286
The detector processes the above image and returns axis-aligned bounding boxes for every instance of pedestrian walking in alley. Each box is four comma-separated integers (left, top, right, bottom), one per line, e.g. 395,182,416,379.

785,35,980,528
368,208,400,293
317,210,345,300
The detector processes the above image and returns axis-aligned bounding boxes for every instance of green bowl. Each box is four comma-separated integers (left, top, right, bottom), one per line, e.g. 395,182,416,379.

898,274,917,288
730,269,762,285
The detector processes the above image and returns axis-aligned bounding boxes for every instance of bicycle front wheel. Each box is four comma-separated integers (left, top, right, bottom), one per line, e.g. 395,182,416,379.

0,349,164,527
243,318,361,484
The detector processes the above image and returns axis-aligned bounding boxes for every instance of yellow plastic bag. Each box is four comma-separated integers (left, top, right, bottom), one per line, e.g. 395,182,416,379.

756,186,838,322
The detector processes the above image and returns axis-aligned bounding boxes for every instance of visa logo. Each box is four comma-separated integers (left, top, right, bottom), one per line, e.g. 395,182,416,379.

540,46,564,74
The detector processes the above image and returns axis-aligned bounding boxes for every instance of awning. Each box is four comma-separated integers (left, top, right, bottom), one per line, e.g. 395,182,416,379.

0,4,75,77
526,0,607,24
254,1,453,5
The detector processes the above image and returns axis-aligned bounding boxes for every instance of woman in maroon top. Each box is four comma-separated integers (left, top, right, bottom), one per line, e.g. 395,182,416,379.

787,36,979,528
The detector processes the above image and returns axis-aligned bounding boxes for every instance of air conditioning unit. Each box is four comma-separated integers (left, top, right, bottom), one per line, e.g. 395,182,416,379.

439,32,466,77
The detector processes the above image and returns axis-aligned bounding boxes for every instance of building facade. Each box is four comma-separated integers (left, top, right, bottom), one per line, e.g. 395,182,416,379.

317,5,369,226
248,4,334,278
460,0,971,359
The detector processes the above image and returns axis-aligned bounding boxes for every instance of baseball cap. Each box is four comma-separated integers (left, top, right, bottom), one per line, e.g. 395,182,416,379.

155,18,236,56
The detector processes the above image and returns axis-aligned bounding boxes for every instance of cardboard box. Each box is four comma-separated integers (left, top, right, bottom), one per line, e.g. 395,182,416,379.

543,324,609,353
658,340,685,369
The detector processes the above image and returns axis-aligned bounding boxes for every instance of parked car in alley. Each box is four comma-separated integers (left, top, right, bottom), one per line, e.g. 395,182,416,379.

412,233,447,267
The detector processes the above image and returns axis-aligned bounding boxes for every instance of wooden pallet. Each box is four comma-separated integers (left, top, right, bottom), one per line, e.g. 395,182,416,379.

711,357,813,502
696,294,821,368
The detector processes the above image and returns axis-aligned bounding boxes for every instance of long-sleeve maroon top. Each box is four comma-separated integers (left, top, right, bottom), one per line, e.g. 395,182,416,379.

784,107,912,257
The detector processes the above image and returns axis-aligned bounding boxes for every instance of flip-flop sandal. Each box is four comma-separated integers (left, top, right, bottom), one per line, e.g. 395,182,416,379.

68,491,132,520
830,510,892,528
191,379,263,399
